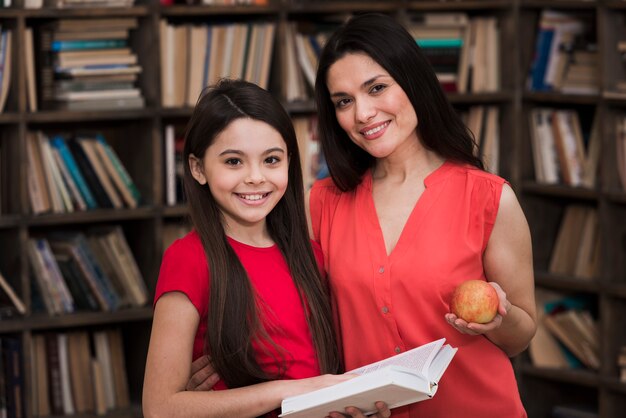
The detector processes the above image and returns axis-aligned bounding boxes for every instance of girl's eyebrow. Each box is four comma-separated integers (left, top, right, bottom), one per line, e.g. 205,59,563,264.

218,147,285,157
330,74,386,98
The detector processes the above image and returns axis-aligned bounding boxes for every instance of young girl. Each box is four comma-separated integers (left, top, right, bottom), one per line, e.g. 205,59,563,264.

142,79,369,418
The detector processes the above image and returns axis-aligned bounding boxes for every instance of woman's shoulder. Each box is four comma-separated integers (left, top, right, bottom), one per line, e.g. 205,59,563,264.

446,162,508,188
311,176,341,194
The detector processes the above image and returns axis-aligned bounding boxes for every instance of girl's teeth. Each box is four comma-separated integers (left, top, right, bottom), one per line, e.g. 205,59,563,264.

240,194,264,201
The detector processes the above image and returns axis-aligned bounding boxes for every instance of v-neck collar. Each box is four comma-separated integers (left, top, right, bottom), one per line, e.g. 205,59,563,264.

359,160,454,260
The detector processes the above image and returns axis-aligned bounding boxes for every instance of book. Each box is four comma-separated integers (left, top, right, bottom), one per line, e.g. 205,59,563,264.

0,270,26,315
280,338,457,417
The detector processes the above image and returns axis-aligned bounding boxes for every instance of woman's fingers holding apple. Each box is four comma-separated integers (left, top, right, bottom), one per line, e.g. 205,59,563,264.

466,314,504,333
446,312,504,335
445,313,479,335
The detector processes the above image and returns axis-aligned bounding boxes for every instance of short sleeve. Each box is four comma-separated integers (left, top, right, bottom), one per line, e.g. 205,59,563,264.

154,232,209,316
309,178,341,243
470,172,508,251
311,240,326,280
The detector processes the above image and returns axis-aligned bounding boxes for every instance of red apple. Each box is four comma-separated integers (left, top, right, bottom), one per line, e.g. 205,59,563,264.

450,280,499,324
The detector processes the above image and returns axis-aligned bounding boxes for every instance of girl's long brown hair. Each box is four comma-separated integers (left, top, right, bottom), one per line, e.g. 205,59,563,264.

183,79,340,389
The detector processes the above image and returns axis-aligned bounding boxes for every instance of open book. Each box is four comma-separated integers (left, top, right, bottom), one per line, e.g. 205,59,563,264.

280,338,457,417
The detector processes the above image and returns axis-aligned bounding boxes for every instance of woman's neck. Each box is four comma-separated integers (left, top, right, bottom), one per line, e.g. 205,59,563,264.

373,145,444,185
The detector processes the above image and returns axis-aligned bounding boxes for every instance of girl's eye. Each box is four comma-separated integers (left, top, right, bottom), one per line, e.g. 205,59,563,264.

225,158,242,166
265,156,281,165
335,98,351,109
370,84,386,94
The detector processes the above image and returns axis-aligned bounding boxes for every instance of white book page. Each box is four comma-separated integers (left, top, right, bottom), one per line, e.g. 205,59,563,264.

349,339,445,377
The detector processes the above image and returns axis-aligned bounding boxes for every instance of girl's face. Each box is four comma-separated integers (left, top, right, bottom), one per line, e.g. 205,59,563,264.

189,118,289,235
326,52,419,159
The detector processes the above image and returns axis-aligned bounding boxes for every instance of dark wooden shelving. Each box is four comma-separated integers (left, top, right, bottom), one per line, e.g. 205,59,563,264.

2,1,625,417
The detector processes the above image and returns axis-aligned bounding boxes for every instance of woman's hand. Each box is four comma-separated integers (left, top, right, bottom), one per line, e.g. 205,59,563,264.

327,401,391,418
186,355,220,391
445,282,512,336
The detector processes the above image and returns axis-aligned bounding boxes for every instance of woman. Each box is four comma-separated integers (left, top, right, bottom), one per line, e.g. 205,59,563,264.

309,13,536,418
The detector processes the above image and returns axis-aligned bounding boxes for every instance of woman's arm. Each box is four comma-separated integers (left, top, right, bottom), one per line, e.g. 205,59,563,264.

142,292,352,418
482,184,537,356
445,185,537,356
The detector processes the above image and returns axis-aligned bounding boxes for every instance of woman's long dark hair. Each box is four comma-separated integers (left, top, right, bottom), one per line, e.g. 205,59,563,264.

315,13,484,191
183,79,340,389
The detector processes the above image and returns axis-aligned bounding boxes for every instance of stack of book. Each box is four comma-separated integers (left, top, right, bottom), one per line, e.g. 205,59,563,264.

160,20,275,107
548,205,600,280
528,108,600,188
38,17,144,111
26,131,141,215
408,13,499,94
30,329,130,417
163,125,185,206
529,290,599,371
461,105,500,174
293,115,326,190
0,26,12,113
27,228,148,316
528,10,598,95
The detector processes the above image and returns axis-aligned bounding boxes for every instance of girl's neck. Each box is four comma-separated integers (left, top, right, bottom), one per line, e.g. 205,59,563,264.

224,222,275,248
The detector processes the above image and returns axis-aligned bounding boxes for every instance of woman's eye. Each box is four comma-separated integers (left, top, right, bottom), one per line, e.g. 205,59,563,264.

370,84,386,94
265,156,281,165
335,98,351,108
225,158,242,166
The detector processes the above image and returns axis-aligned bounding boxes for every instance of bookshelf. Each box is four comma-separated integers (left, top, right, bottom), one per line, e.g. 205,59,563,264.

517,1,626,418
0,1,623,418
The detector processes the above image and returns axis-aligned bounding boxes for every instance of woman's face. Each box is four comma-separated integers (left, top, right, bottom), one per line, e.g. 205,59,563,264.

326,52,419,159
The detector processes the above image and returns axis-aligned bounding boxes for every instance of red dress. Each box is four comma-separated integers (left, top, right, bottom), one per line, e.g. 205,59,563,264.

310,161,527,418
155,232,323,398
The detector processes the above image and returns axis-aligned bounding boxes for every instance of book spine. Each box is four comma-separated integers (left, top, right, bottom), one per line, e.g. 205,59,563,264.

50,136,98,209
51,39,127,52
96,134,141,203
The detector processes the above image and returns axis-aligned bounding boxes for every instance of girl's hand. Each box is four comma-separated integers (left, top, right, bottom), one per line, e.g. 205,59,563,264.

445,282,512,336
327,401,391,418
186,355,220,391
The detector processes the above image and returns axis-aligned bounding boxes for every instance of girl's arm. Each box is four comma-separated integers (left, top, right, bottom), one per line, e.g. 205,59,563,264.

142,292,352,418
445,184,537,357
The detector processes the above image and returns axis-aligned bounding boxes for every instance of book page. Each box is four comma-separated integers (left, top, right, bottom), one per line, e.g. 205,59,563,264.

349,339,444,376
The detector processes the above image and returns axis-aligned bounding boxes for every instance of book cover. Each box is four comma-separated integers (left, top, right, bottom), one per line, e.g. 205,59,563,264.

280,338,457,418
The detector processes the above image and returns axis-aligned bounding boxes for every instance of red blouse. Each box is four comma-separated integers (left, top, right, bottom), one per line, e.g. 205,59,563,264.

310,161,527,418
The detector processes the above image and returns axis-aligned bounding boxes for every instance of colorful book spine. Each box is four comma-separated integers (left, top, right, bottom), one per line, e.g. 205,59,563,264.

96,134,141,204
51,39,127,52
50,136,98,210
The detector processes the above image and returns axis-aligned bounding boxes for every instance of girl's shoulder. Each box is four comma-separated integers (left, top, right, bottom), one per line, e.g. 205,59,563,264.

162,230,207,268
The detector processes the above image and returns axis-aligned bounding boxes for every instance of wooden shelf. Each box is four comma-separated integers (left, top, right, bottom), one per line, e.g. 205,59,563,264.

407,1,512,11
160,4,282,16
520,363,601,388
24,207,156,227
521,0,599,9
534,272,601,294
25,109,155,124
1,2,625,417
523,91,601,105
21,5,150,18
521,182,601,201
